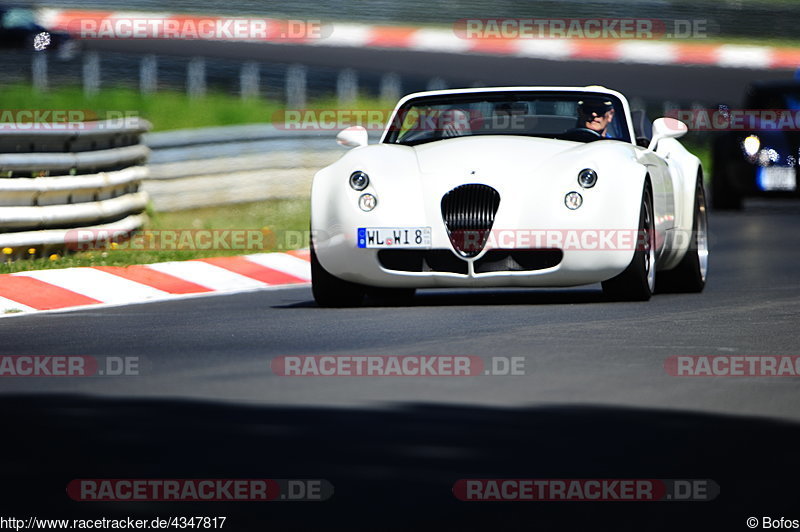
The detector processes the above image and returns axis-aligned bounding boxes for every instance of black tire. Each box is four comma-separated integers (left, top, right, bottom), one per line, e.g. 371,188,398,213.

711,140,743,210
310,244,365,308
602,184,655,301
656,175,708,294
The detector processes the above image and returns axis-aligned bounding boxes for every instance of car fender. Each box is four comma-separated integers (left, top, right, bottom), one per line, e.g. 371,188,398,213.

654,137,703,270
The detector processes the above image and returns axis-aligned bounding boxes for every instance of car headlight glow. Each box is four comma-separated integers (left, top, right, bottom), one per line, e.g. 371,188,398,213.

564,191,583,210
359,193,377,211
757,148,779,167
577,168,598,188
767,148,779,163
743,135,760,157
349,171,369,191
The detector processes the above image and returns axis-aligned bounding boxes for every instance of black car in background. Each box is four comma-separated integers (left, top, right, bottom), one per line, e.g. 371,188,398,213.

712,80,800,209
0,5,77,58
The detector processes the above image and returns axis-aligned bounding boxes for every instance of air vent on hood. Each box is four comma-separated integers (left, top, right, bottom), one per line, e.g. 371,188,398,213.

440,184,501,257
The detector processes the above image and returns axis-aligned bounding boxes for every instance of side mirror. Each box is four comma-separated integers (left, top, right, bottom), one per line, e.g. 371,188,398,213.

647,117,688,151
336,126,368,148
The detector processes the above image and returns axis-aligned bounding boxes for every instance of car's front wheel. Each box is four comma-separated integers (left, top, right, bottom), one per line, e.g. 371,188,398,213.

602,184,655,301
311,245,365,308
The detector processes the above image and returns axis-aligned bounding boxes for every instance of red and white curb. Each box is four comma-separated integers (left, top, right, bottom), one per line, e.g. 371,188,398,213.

38,8,800,70
0,250,310,316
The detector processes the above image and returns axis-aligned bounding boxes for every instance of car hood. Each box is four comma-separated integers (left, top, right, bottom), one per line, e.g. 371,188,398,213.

411,135,600,175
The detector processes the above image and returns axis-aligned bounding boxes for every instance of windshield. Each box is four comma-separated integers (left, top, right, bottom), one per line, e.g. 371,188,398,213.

384,91,631,146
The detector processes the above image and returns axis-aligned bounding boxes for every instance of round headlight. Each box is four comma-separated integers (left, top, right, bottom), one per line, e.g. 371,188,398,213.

349,171,369,191
742,135,760,157
578,168,598,188
565,191,583,210
359,193,377,211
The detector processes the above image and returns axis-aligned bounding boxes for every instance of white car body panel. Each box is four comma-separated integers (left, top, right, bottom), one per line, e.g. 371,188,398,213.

311,86,701,289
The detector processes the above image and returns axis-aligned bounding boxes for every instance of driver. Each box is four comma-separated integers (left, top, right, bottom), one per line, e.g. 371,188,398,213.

577,98,615,137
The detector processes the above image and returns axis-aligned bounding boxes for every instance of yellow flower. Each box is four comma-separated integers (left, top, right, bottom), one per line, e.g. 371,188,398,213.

2,247,12,255
110,242,119,250
27,248,36,255
49,254,59,261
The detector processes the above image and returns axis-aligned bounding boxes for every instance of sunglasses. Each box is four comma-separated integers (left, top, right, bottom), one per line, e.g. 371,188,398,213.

580,106,612,115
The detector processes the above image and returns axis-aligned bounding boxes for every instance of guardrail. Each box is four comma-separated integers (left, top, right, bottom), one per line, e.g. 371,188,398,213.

0,119,151,258
142,124,355,211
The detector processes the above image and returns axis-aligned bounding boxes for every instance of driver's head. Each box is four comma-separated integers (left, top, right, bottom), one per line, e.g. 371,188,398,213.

578,98,615,136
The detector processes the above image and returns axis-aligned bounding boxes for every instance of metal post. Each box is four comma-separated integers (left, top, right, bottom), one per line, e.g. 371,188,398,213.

187,57,206,98
426,77,447,91
140,55,157,94
240,62,259,100
286,64,307,109
379,73,401,102
337,68,358,106
628,97,646,113
662,100,678,118
32,53,48,92
83,52,100,97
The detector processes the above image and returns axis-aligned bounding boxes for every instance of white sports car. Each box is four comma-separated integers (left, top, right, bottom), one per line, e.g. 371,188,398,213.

310,86,708,306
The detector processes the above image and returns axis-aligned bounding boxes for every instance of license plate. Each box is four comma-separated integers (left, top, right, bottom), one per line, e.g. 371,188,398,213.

759,166,797,191
357,227,431,248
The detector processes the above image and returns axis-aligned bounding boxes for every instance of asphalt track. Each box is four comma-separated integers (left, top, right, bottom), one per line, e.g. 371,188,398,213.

1,199,799,530
83,38,795,104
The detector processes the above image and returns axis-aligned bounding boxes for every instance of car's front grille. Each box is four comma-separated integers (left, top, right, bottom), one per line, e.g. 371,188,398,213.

377,248,562,275
473,249,563,273
377,249,469,274
440,184,500,257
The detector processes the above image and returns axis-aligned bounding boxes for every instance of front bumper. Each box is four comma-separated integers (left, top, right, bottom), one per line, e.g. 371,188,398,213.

315,237,636,288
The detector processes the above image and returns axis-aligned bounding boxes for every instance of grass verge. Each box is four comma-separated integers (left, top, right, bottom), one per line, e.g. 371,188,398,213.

0,198,310,274
0,83,391,131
